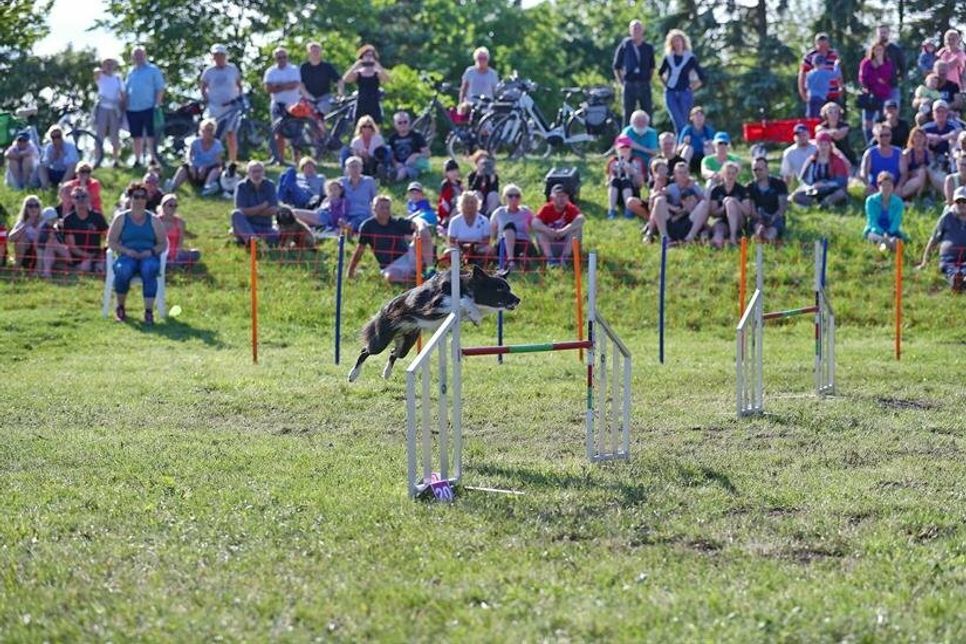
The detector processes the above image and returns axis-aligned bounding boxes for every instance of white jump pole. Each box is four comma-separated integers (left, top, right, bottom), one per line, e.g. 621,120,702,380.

450,248,463,482
585,252,597,461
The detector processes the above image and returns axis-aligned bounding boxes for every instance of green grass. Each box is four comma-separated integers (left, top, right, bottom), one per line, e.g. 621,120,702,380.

1,154,965,641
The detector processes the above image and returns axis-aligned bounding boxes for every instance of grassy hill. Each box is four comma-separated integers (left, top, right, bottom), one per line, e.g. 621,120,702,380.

1,154,964,640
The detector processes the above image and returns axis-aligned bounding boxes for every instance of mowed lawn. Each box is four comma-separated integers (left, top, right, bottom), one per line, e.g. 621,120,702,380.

1,156,964,641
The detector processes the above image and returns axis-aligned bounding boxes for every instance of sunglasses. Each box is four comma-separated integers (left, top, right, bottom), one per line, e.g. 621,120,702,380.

26,203,41,208
131,193,148,199
361,124,374,130
79,169,91,174
72,194,89,200
164,201,178,207
395,120,409,125
51,134,63,139
507,193,521,198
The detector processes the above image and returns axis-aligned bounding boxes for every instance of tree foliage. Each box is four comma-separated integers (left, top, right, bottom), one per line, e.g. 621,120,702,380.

0,0,53,69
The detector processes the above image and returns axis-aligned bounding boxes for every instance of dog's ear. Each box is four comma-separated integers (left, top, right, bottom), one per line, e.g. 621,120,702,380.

470,264,487,280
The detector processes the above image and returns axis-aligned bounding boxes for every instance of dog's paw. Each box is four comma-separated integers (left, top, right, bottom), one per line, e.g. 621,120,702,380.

347,366,361,382
382,362,394,379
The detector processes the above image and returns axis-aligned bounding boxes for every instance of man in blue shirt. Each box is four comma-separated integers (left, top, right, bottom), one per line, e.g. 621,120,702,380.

125,46,166,167
612,20,656,126
621,110,658,168
231,160,280,245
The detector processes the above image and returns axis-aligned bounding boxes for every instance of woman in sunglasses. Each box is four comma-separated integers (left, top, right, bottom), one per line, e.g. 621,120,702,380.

8,195,45,270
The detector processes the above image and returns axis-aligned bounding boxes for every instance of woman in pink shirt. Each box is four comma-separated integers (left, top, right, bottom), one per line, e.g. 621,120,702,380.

937,29,966,90
858,42,895,143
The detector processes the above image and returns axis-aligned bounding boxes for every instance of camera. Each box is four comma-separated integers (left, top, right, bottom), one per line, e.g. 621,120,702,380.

361,61,375,68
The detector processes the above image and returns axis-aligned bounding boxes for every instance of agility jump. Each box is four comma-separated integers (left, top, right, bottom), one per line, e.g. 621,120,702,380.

736,239,835,418
406,249,632,500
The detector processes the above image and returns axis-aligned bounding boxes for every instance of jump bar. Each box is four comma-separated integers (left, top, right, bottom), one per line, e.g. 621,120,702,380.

462,340,593,357
762,305,818,321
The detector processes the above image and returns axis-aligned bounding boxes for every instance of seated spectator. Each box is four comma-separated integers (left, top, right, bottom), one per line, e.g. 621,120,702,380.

230,160,279,245
39,125,79,189
900,126,934,200
61,185,109,273
158,193,201,267
746,156,788,242
437,158,462,230
293,179,347,234
489,183,534,269
36,188,73,278
605,136,645,219
952,130,966,164
816,101,857,167
700,132,741,189
864,172,906,251
642,158,671,241
466,151,500,215
944,155,966,205
913,72,942,122
532,184,584,266
347,194,430,283
918,39,938,77
106,181,168,324
340,156,378,232
622,109,659,169
166,118,224,196
63,162,104,213
649,161,709,243
405,181,437,229
387,111,429,182
793,132,849,207
780,123,817,188
707,161,750,248
677,106,714,173
655,131,687,173
8,195,44,270
805,55,842,118
931,60,963,109
923,100,963,180
918,186,966,290
347,115,388,178
4,132,40,190
876,99,910,149
447,191,492,265
297,157,325,200
860,123,903,194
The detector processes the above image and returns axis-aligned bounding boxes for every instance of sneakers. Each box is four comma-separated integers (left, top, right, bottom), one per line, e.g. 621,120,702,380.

144,309,154,326
201,182,220,197
114,305,126,322
606,209,617,220
624,208,636,219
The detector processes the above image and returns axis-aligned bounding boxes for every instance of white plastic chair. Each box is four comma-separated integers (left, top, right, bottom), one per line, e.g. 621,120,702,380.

102,248,168,319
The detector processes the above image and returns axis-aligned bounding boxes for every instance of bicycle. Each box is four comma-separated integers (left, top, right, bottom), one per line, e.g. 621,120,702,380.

269,93,358,164
53,94,103,168
411,81,487,158
2,103,101,171
154,99,204,166
214,94,272,161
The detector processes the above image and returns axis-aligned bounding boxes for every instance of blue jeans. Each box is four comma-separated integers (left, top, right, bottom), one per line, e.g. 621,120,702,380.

114,254,160,298
664,88,693,135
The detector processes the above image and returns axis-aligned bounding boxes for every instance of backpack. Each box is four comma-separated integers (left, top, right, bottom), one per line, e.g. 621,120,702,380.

277,167,315,208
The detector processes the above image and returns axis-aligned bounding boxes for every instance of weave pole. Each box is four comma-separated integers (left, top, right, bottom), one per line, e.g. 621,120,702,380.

585,252,597,461
497,238,506,364
415,235,424,353
334,233,345,365
572,236,584,362
738,236,748,319
250,238,258,365
659,235,668,364
895,238,903,361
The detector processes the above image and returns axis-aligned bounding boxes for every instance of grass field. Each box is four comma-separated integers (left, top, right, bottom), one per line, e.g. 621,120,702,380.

1,154,964,641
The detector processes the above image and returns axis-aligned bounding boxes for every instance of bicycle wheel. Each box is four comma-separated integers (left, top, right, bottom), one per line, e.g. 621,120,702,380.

445,130,476,159
238,118,272,160
563,115,592,157
277,117,324,162
487,113,528,160
524,128,552,159
411,111,436,148
67,128,102,168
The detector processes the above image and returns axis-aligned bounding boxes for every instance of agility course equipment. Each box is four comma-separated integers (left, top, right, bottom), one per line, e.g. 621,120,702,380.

405,249,632,499
736,240,835,417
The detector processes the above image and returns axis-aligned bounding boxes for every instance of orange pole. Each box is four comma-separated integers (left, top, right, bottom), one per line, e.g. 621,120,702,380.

895,239,903,361
572,236,584,362
415,235,423,352
738,236,748,319
250,238,258,364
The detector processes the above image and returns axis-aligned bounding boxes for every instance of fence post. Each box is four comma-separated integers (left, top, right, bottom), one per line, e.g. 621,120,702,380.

572,236,583,362
659,235,668,364
895,239,903,361
250,238,258,365
334,233,345,365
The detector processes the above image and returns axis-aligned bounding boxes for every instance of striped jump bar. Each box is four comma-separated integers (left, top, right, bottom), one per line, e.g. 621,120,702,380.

462,340,592,357
762,305,818,321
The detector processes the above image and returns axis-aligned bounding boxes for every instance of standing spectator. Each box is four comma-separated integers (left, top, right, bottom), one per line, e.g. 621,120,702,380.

263,47,302,164
780,123,817,188
165,118,224,196
793,132,849,207
343,44,390,124
4,132,39,190
678,106,714,173
707,161,750,248
816,102,857,167
340,156,378,232
299,41,343,115
38,125,79,189
658,29,705,134
459,47,499,105
605,136,645,219
63,162,103,213
860,123,902,194
347,194,430,283
386,111,429,182
876,99,910,148
8,195,44,270
900,126,934,200
858,42,896,142
489,183,534,269
863,172,906,251
466,150,500,215
124,46,165,167
746,157,789,242
622,109,659,169
62,186,108,273
94,57,124,167
799,33,843,106
918,39,938,78
919,186,966,289
700,132,741,189
158,193,201,267
655,131,687,172
804,55,842,118
875,24,907,105
201,44,242,164
612,20,656,126
937,29,966,91
106,181,168,324
437,158,463,229
347,115,387,179
447,192,492,264
532,185,585,266
230,160,279,245
648,161,710,243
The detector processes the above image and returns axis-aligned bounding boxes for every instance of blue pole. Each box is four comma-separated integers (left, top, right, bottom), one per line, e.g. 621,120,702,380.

821,237,828,289
659,235,668,364
497,237,506,364
335,233,345,365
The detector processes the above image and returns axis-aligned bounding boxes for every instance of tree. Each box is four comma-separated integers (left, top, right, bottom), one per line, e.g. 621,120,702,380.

0,46,101,127
0,0,52,70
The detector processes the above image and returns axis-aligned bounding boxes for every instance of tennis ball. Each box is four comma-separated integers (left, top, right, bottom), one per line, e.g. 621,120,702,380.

169,305,182,318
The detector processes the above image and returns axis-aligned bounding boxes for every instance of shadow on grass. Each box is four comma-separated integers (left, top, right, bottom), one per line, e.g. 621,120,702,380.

148,319,224,347
470,462,650,505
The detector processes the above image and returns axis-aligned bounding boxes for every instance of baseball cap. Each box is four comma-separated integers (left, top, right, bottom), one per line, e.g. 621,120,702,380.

793,123,809,134
615,135,633,148
15,130,29,141
933,99,950,111
815,32,830,41
713,131,731,144
883,99,898,109
210,44,228,55
407,181,423,192
815,131,833,143
550,183,569,196
444,158,459,172
954,186,966,202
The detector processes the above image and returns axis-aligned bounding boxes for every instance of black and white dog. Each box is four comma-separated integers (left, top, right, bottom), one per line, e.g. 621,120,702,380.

348,265,520,382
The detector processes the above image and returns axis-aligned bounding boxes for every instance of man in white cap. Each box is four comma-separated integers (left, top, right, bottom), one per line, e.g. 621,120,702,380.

780,123,817,188
201,44,243,163
919,185,966,290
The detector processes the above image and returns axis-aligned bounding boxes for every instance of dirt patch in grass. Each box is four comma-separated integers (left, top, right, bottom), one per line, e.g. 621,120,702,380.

876,396,940,411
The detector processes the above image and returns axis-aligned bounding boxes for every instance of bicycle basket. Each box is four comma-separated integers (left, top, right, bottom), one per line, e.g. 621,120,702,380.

448,107,470,125
585,86,615,105
583,104,610,128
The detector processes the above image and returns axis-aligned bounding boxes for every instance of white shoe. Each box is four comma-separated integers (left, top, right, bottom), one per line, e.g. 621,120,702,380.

201,182,219,197
162,179,174,193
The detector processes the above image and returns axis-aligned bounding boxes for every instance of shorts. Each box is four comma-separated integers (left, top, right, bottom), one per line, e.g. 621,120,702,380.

666,214,693,241
382,243,417,282
46,168,67,185
126,108,155,137
757,214,785,237
610,176,634,191
95,104,121,135
184,164,221,187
